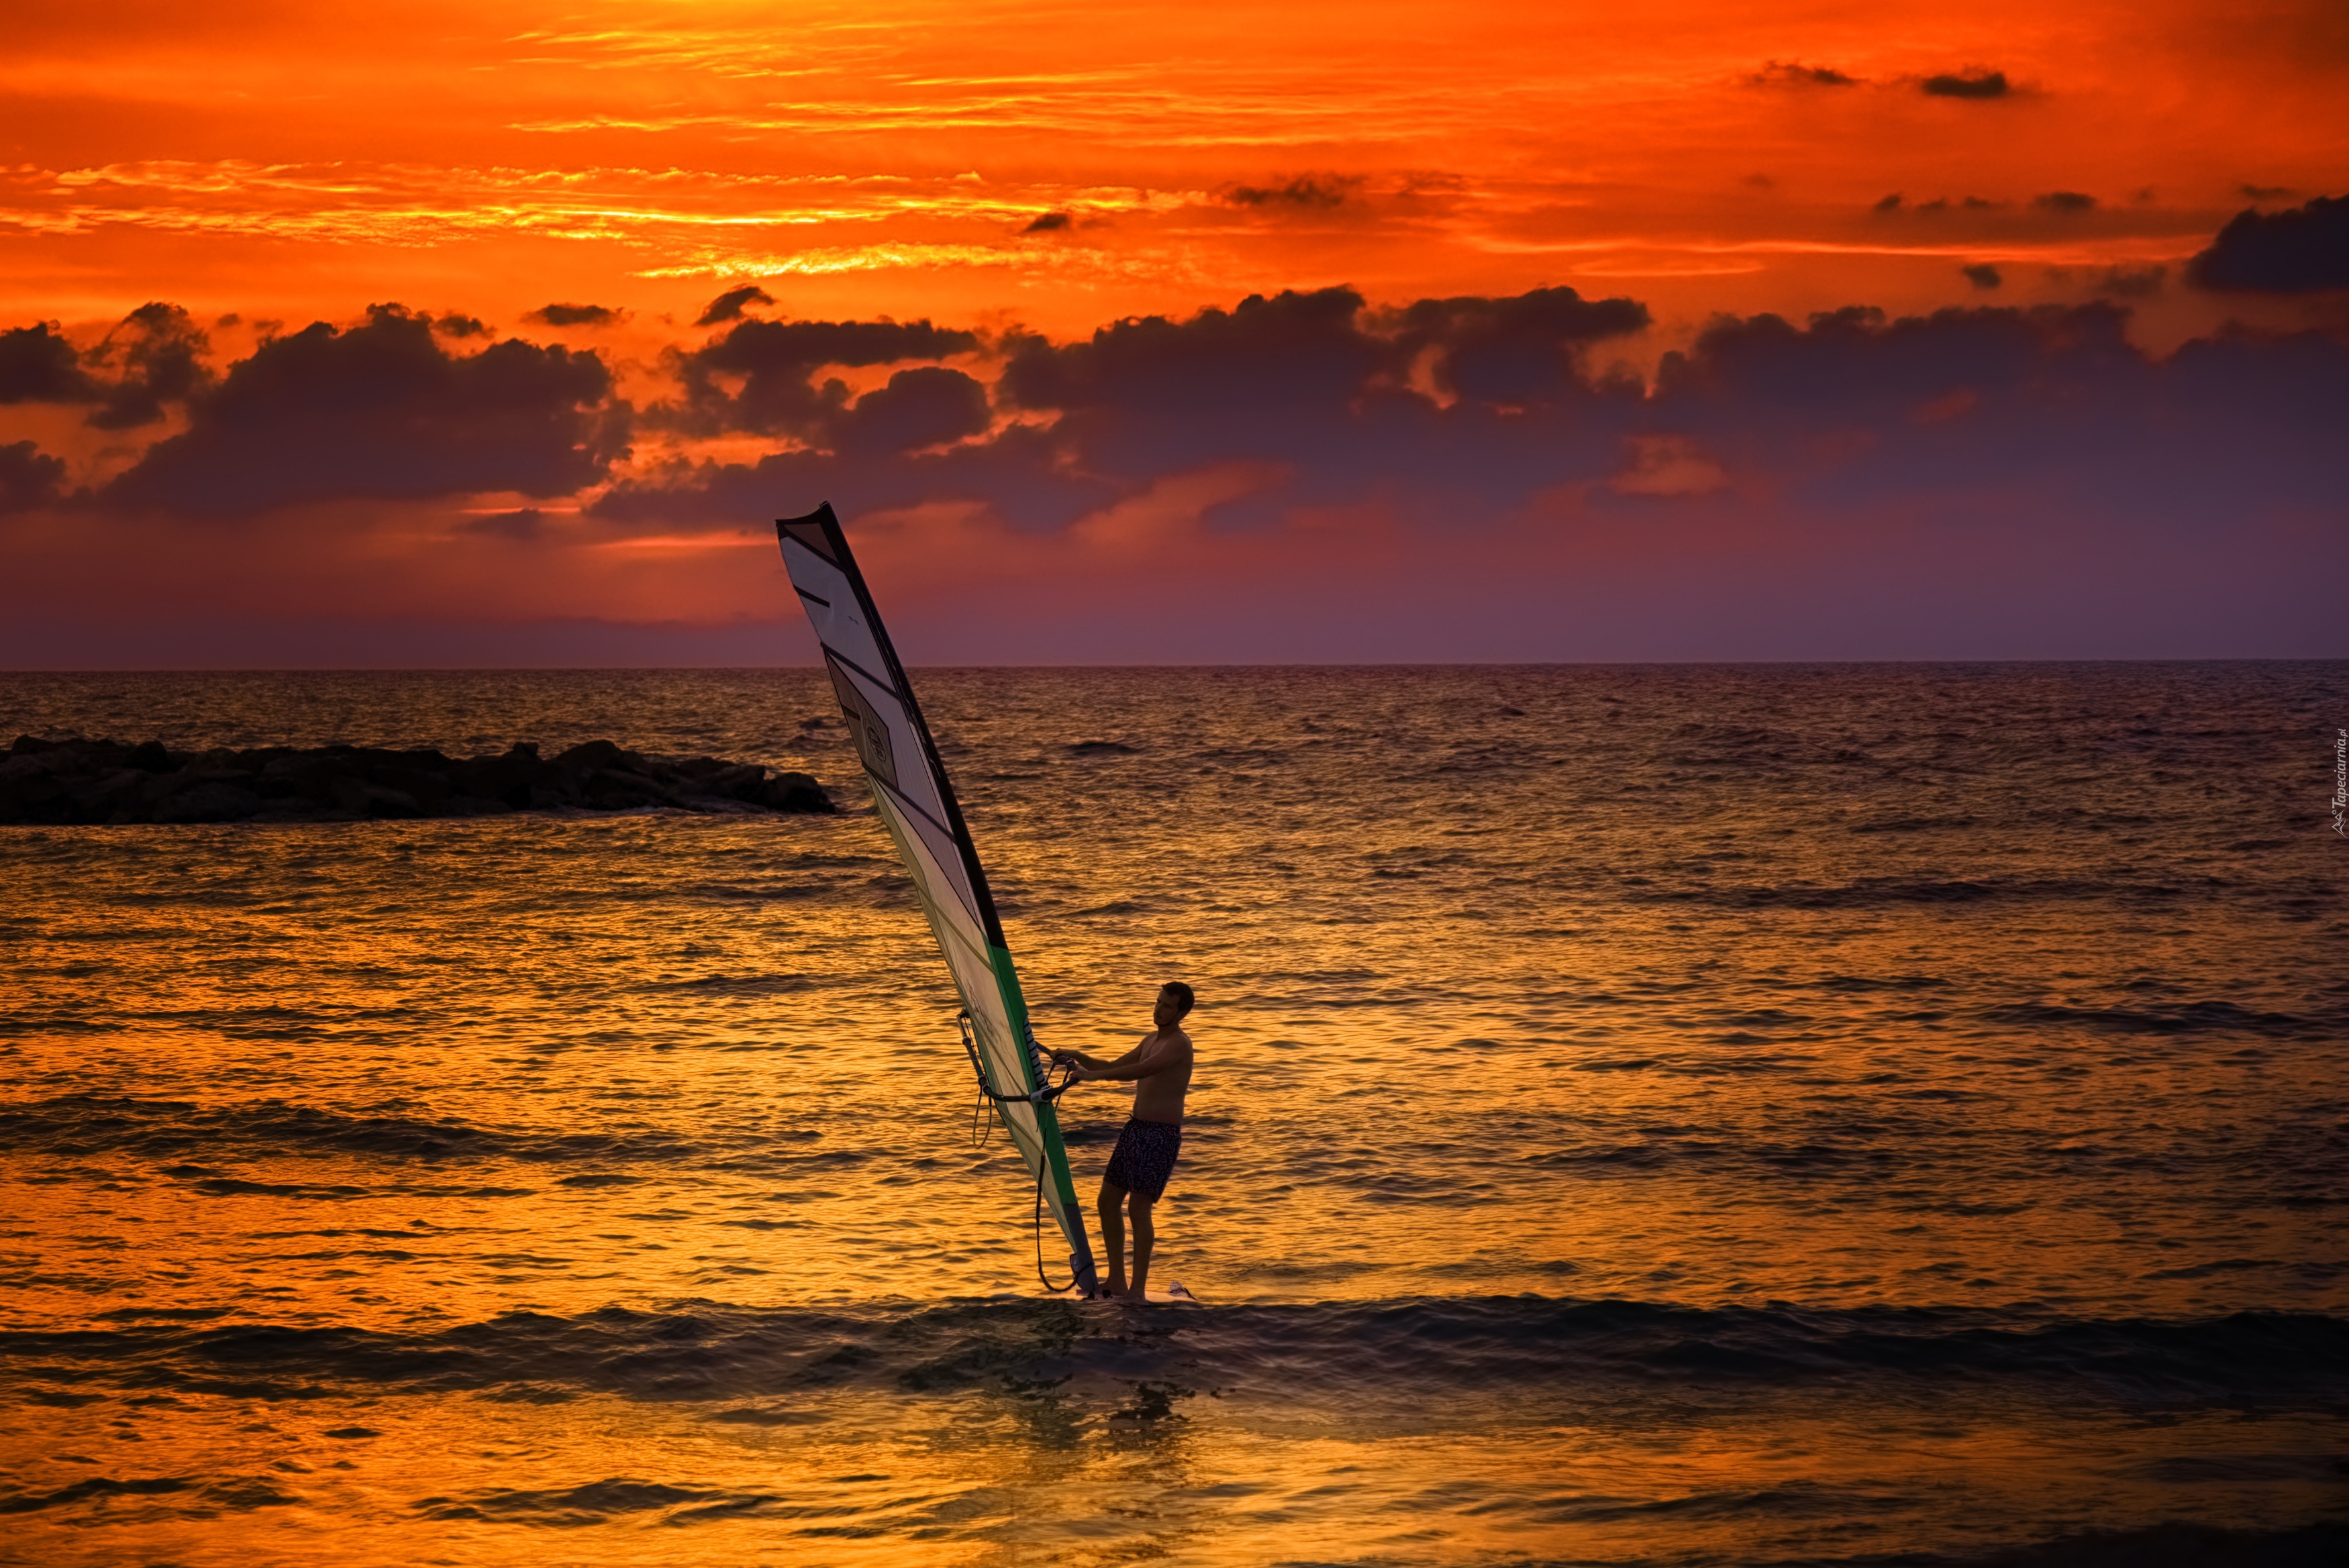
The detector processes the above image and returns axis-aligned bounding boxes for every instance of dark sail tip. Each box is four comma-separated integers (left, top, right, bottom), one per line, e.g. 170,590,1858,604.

777,504,843,566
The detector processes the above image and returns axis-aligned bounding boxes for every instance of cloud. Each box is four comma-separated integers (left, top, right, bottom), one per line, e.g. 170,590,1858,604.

828,366,992,456
587,292,2348,660
1611,434,1728,496
656,294,2260,540
1752,61,1858,87
2240,185,2293,201
1961,264,2002,290
1873,194,1903,213
2093,265,2166,299
997,288,1387,451
0,441,65,515
1921,69,2009,99
2188,194,2349,293
0,322,97,405
1021,211,1072,233
103,304,621,518
23,286,2345,662
526,303,626,328
1000,283,1646,429
2034,191,2097,213
457,507,547,539
1217,176,1360,210
1379,286,1650,405
88,303,212,429
662,315,981,437
695,286,775,326
435,313,493,338
613,284,1650,533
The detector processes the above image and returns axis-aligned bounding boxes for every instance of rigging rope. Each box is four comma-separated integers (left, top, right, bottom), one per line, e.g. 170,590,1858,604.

956,1011,1089,1296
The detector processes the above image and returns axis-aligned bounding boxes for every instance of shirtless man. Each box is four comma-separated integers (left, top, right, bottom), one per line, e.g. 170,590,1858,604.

1052,982,1195,1300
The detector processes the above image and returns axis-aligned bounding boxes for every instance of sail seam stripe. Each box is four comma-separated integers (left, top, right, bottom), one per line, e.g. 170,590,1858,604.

821,643,907,704
795,586,831,608
866,766,968,870
870,802,996,978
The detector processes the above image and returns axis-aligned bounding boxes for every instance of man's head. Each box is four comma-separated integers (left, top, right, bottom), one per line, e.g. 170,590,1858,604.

1155,981,1195,1027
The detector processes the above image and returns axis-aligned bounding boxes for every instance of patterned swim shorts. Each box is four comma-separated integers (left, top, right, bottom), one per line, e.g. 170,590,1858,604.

1104,1117,1183,1202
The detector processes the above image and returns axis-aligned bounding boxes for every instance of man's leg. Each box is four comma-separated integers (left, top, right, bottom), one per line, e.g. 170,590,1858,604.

1097,1178,1129,1295
1128,1197,1156,1300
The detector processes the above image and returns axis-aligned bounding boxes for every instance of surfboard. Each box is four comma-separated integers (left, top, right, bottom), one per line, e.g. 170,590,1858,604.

776,503,1101,1298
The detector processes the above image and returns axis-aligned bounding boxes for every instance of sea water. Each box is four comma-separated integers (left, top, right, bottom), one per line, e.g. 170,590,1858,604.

1,664,2343,1566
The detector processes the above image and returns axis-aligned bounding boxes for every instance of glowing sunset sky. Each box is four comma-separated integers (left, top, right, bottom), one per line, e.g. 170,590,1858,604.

2,0,2344,664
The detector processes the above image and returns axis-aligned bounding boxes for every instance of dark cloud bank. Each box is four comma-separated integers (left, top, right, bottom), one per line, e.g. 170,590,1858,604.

596,285,2346,556
107,305,625,518
2,305,211,429
3,270,2344,659
2190,194,2349,292
1921,69,2009,99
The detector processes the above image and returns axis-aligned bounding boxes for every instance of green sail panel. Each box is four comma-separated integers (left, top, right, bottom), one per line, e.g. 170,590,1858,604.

776,504,1098,1296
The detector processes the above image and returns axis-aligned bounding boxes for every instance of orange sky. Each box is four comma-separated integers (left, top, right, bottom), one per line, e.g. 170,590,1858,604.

6,0,2344,340
1,0,2344,664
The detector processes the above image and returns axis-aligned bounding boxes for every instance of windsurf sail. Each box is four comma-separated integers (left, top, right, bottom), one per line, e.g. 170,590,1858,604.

775,503,1099,1296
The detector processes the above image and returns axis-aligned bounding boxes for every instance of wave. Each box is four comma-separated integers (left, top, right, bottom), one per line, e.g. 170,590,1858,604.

1629,878,2099,910
1979,1000,2334,1040
10,1298,2346,1415
0,1094,728,1167
1809,1520,2349,1568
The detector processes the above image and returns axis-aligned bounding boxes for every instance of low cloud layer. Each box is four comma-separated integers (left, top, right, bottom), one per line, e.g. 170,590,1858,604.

1,274,2343,661
526,303,626,328
0,440,64,515
105,305,623,518
1921,69,2010,99
2189,194,2349,293
661,316,981,438
1,323,96,406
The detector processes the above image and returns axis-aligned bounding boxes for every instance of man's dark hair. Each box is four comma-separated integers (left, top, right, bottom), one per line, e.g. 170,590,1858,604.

1160,980,1195,1016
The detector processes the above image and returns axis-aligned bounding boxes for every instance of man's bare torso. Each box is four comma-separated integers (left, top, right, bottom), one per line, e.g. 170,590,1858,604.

1127,1026,1194,1123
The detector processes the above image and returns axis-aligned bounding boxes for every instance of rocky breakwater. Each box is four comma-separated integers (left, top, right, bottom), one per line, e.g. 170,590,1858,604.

0,735,834,825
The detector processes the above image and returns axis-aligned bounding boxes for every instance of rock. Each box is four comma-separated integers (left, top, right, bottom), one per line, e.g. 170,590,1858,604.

453,743,541,808
552,739,637,772
86,769,152,819
153,781,266,823
0,734,834,827
584,768,671,811
438,794,514,817
332,778,423,819
759,772,832,812
704,763,766,800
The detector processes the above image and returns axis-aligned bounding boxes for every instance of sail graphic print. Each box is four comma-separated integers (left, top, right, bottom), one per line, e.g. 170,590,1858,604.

777,504,1099,1295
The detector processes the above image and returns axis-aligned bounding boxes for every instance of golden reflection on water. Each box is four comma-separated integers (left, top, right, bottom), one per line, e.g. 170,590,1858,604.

9,1378,2340,1565
3,666,2343,1563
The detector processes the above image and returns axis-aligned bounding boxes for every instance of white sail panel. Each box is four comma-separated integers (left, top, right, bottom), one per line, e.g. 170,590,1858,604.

831,658,985,927
776,505,1097,1295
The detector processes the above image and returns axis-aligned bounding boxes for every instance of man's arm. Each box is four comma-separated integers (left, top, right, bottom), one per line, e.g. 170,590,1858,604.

1051,1043,1137,1072
1071,1035,1191,1084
